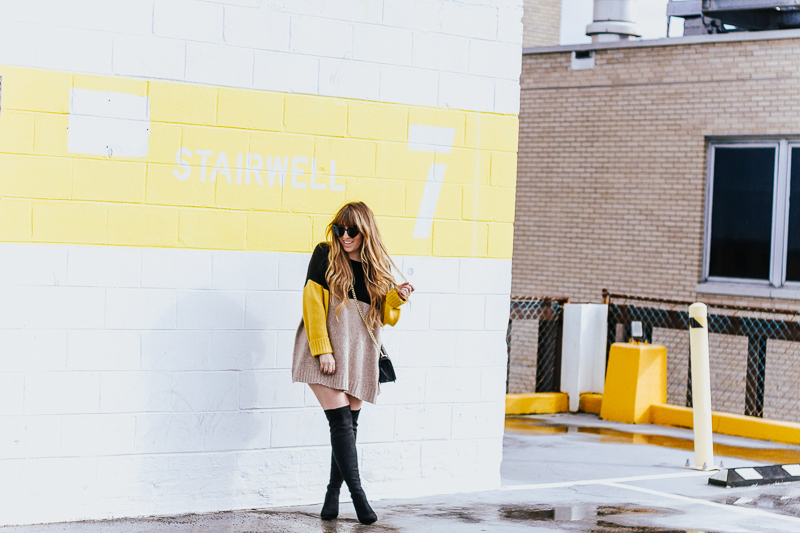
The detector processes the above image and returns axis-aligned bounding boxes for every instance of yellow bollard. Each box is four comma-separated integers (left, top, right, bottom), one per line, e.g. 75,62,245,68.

689,302,716,470
600,342,666,424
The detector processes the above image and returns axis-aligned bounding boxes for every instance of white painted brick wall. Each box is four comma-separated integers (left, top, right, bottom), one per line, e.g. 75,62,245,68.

36,26,114,74
185,42,255,87
68,246,142,287
252,51,319,93
319,58,382,101
0,331,68,371
353,24,413,65
30,287,105,329
223,6,291,50
141,330,211,370
290,16,354,58
153,0,224,43
112,35,187,79
0,374,24,415
0,0,523,114
67,330,141,370
25,372,101,414
412,32,470,73
0,243,511,526
0,7,520,523
439,72,495,112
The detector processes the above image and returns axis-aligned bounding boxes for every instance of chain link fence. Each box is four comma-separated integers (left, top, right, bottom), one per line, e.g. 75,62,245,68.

605,292,800,423
506,296,567,394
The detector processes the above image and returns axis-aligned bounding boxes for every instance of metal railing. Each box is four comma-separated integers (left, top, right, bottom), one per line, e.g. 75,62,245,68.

605,291,800,423
506,296,567,394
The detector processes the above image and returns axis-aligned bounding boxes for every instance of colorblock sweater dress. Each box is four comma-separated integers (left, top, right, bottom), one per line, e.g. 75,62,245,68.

291,243,406,403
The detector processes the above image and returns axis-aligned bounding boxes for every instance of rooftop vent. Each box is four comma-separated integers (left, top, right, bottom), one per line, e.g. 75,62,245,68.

668,0,800,35
586,0,642,43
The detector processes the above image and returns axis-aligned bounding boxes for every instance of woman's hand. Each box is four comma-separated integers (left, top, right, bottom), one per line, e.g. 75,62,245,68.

396,282,415,300
319,353,335,374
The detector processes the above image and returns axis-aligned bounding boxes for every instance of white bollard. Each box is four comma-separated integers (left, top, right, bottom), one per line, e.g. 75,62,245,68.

689,302,715,470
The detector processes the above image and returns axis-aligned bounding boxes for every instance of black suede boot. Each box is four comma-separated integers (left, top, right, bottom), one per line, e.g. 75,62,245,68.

323,406,376,525
320,409,360,520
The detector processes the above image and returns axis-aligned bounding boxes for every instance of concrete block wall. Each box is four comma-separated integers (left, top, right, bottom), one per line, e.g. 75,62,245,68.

0,0,526,526
0,246,510,525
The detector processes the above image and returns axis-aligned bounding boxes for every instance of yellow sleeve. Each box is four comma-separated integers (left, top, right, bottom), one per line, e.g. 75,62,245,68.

382,287,407,327
303,280,332,356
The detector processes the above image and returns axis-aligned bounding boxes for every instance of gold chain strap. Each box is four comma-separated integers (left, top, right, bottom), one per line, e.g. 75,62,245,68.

349,285,382,354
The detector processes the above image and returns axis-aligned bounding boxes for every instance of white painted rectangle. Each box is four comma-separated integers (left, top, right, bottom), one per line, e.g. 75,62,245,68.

68,89,150,158
71,88,148,120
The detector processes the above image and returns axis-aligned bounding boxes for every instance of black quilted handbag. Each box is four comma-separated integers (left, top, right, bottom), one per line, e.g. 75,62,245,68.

378,345,396,383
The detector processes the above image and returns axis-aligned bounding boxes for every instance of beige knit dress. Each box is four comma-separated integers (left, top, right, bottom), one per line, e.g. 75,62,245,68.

292,295,382,403
291,243,404,404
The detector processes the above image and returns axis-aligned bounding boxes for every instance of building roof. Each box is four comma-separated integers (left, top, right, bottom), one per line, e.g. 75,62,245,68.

523,28,800,55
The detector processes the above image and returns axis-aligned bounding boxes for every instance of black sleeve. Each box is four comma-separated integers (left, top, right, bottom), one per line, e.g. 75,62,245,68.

306,242,330,290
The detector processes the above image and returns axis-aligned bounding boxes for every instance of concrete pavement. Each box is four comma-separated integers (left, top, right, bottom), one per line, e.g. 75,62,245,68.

5,413,800,532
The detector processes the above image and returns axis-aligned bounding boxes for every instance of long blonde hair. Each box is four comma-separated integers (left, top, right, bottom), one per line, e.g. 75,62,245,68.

325,202,402,327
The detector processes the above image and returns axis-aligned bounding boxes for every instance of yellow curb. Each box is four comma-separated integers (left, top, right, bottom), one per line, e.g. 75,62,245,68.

505,392,569,415
579,393,603,415
651,403,800,446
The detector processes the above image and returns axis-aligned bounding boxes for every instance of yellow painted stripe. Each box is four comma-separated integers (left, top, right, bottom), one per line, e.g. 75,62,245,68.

0,65,518,258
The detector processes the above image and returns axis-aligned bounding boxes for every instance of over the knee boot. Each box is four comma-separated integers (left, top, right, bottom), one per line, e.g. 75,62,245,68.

323,406,376,525
320,409,360,520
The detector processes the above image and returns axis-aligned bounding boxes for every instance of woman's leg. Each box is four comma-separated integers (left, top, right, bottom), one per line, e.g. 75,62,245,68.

311,385,376,524
309,383,351,410
346,394,362,412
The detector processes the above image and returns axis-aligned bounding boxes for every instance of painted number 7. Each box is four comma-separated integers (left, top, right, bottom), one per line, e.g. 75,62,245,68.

409,125,456,239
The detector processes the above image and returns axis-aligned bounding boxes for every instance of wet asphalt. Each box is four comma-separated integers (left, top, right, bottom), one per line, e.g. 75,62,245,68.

5,413,800,532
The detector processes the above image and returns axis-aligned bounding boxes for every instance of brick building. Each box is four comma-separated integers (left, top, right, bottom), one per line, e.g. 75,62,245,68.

522,0,561,47
515,29,800,307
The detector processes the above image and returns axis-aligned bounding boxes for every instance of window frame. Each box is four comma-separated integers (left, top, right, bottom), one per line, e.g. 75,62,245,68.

699,138,800,299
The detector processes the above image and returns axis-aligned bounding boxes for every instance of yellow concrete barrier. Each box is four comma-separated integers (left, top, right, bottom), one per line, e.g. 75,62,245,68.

583,342,800,446
600,342,667,424
505,392,568,415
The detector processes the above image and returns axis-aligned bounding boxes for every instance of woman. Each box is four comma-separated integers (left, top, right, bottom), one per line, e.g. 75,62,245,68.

292,202,414,525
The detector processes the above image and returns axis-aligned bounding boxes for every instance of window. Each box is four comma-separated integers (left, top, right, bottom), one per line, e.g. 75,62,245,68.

701,140,800,298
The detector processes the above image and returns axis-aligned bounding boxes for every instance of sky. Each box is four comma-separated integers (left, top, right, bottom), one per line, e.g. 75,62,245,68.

559,0,685,45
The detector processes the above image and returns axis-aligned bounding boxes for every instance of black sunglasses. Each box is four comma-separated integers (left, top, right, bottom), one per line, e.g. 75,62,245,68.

332,224,360,238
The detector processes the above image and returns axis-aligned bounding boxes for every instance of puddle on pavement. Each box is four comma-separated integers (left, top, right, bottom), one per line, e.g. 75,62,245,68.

500,504,709,532
591,522,709,533
505,416,800,464
717,491,800,517
500,504,656,521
